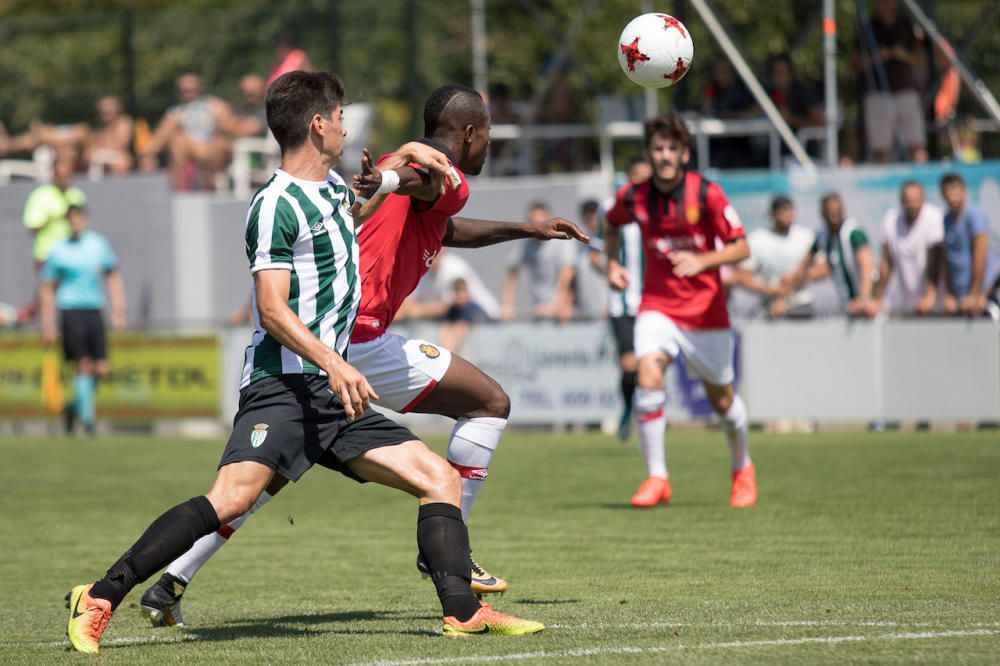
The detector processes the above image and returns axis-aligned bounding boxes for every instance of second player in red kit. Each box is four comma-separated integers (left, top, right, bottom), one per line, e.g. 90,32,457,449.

604,112,757,509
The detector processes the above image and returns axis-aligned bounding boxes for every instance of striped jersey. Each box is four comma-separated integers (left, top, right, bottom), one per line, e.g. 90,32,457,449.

811,217,868,308
597,196,644,317
240,168,360,388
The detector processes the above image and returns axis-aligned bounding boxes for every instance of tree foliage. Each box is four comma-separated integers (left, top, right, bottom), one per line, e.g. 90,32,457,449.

0,0,997,155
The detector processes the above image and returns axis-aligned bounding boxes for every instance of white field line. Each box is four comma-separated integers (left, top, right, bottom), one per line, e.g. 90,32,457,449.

9,622,998,653
345,629,1000,666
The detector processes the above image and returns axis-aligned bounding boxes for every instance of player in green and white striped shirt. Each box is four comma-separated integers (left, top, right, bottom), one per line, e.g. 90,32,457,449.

789,192,875,317
590,157,652,440
66,72,542,655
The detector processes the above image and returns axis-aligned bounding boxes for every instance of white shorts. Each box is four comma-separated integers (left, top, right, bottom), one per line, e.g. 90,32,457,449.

634,310,734,386
347,333,453,413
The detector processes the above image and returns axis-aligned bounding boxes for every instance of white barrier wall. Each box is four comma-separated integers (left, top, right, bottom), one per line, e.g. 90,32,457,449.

221,319,1000,426
742,319,1000,422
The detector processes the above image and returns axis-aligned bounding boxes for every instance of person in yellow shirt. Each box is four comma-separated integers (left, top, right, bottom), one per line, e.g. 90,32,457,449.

23,155,87,269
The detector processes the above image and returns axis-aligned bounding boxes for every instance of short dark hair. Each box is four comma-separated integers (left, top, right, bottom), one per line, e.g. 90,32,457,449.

643,111,690,147
527,200,550,214
66,204,86,215
901,179,923,193
820,191,841,207
424,84,487,137
626,155,648,171
580,199,600,215
940,172,965,189
266,71,346,153
771,195,793,214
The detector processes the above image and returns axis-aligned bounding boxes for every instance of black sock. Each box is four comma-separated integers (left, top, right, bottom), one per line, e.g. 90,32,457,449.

621,371,638,411
417,502,480,622
89,496,219,610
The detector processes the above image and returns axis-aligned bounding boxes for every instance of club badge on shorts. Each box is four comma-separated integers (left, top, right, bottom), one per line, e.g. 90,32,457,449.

418,344,441,359
250,423,270,448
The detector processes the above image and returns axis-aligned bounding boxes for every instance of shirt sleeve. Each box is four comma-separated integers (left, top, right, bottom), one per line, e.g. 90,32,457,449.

605,183,635,227
704,182,745,244
247,195,299,272
505,240,526,271
39,255,59,283
970,208,990,236
23,188,50,230
849,228,869,249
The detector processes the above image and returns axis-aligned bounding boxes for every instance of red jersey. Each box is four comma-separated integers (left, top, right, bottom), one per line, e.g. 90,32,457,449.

351,148,470,342
606,171,744,329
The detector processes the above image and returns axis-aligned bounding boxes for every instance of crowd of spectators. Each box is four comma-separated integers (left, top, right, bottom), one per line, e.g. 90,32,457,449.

0,36,303,191
394,169,995,347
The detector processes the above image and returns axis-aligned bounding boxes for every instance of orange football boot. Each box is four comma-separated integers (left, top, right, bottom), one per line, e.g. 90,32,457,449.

630,476,672,507
442,602,544,636
730,463,757,507
66,584,113,654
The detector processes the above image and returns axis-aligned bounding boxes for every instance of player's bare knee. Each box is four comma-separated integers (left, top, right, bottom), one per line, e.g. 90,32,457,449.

206,486,259,523
709,390,734,415
418,456,462,503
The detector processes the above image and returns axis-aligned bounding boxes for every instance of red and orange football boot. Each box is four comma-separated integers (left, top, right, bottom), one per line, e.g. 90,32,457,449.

730,463,757,508
66,584,113,654
630,476,672,507
442,602,544,636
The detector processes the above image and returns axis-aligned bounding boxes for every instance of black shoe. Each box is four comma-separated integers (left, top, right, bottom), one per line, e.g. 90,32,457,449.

139,573,187,627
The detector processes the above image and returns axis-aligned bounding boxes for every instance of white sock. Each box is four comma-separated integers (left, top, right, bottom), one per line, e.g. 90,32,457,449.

634,387,668,479
722,395,751,471
167,490,273,584
446,416,506,522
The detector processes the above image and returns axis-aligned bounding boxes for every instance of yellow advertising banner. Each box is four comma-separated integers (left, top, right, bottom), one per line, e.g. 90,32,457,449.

0,333,220,419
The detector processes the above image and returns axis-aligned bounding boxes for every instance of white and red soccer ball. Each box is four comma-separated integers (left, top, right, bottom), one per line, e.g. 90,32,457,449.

617,13,694,89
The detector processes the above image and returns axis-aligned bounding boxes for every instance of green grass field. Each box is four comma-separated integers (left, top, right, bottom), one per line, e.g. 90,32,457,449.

2,429,999,664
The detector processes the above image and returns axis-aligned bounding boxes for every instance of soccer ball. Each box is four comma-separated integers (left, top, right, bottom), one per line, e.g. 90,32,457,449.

617,13,694,89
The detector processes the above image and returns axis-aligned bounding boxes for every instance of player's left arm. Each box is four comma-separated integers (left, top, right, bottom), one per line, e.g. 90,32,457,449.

442,215,589,249
352,142,454,206
962,225,990,315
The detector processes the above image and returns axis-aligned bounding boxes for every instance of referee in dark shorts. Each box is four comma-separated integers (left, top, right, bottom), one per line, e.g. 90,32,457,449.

39,205,126,436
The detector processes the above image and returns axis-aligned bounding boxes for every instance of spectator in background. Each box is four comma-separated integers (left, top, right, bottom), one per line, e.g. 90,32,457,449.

501,201,577,322
486,82,521,175
858,0,928,163
572,199,608,320
228,74,268,139
39,205,126,435
701,57,760,168
939,173,993,317
730,196,815,319
787,192,875,317
84,96,134,176
872,181,944,315
0,119,39,156
138,72,233,190
23,154,87,270
266,32,312,88
766,53,823,130
589,156,653,441
400,249,499,354
535,60,581,172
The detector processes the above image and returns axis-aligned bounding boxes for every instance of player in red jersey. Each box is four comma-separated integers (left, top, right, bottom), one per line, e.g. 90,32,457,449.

136,85,588,627
604,112,757,509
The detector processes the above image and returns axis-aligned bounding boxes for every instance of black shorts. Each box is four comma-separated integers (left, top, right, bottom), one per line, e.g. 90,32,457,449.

59,309,107,362
610,315,636,357
218,374,418,483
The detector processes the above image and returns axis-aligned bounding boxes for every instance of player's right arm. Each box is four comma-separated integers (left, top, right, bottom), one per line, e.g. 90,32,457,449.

603,231,629,292
602,184,635,291
254,269,377,419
